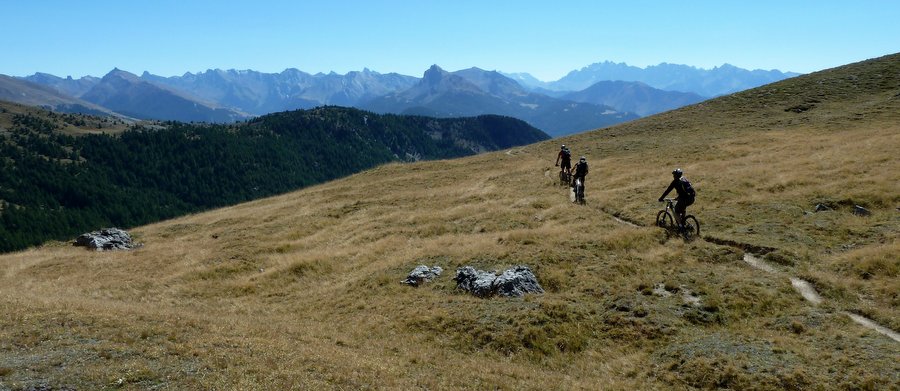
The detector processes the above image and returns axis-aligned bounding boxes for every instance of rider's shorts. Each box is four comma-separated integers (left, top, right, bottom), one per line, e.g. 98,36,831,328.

561,160,571,170
675,196,694,214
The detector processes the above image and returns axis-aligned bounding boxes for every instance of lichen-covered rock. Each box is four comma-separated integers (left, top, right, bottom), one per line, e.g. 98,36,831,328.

455,265,543,298
73,228,137,251
493,265,544,297
402,265,443,286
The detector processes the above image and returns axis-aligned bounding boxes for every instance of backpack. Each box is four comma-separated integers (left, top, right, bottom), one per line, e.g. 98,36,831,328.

562,149,571,159
681,177,696,197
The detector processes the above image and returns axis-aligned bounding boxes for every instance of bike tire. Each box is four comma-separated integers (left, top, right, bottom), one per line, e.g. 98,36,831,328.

682,215,700,239
655,210,674,229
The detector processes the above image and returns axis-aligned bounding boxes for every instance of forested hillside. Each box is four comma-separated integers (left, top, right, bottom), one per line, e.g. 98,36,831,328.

0,104,548,252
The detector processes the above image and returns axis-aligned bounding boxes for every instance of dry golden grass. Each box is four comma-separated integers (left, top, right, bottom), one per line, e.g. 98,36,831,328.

1,54,898,389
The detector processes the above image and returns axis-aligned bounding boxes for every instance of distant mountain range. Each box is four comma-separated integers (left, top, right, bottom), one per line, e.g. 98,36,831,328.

4,60,799,135
505,61,800,97
141,68,419,115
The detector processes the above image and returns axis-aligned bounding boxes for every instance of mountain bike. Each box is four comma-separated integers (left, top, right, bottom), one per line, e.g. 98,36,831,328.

656,198,699,239
572,178,585,204
558,168,571,186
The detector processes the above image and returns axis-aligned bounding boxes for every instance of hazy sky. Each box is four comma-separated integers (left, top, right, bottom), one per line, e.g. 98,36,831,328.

3,0,898,80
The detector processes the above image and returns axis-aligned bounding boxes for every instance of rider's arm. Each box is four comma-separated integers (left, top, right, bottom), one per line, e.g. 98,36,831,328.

555,152,561,166
659,180,676,201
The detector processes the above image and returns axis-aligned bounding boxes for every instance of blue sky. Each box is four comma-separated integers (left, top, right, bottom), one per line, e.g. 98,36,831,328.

2,0,898,80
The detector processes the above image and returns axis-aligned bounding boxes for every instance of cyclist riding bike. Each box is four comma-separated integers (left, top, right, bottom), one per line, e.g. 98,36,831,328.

555,145,572,176
571,156,588,188
658,168,696,228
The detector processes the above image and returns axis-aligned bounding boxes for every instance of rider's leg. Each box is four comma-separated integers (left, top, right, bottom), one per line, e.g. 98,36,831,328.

674,200,685,227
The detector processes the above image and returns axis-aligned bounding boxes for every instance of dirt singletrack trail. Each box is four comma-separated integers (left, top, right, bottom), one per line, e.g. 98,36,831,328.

597,198,900,345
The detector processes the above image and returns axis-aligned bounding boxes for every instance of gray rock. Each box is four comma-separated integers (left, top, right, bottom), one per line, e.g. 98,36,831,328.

73,228,137,251
852,205,871,216
454,266,498,297
402,265,443,286
454,265,543,298
493,265,544,297
814,203,832,212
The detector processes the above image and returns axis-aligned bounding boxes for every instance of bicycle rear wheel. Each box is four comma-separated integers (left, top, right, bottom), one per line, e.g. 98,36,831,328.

655,210,674,230
682,215,700,239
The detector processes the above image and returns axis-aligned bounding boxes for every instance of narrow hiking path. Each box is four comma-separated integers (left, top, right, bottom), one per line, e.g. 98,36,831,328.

741,253,900,343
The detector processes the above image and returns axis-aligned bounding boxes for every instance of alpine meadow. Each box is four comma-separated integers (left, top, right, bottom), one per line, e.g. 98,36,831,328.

0,51,898,391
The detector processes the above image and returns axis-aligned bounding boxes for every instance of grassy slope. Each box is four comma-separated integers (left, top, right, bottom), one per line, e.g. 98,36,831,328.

0,54,897,389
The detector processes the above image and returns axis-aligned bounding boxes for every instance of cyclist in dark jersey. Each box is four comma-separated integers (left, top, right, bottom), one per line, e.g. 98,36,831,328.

555,145,572,176
658,168,695,227
571,156,588,188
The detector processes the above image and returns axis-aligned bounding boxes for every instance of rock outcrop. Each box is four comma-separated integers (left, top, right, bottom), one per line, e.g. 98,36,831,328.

73,228,138,251
402,265,443,286
454,265,543,298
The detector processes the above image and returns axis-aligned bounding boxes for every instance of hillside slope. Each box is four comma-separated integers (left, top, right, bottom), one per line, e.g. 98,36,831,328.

0,54,897,389
0,105,547,252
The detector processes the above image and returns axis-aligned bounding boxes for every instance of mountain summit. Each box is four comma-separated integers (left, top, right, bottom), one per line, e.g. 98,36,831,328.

364,65,638,136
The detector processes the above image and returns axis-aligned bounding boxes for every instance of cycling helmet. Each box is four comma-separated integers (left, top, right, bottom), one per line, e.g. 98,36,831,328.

561,144,566,150
672,168,683,178
580,156,586,162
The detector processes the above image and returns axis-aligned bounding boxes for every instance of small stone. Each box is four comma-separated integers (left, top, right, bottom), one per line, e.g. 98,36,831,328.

814,204,831,212
402,265,443,287
852,205,871,216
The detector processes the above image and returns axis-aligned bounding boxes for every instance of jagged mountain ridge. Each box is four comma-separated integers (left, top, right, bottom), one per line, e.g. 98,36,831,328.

79,69,248,122
22,72,101,97
141,68,419,115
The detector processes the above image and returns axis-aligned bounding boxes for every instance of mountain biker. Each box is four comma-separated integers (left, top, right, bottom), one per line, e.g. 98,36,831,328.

571,156,588,189
555,145,572,176
658,168,695,228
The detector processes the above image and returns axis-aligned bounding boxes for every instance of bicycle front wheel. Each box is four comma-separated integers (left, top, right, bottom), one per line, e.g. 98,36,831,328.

656,210,674,230
682,215,700,239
